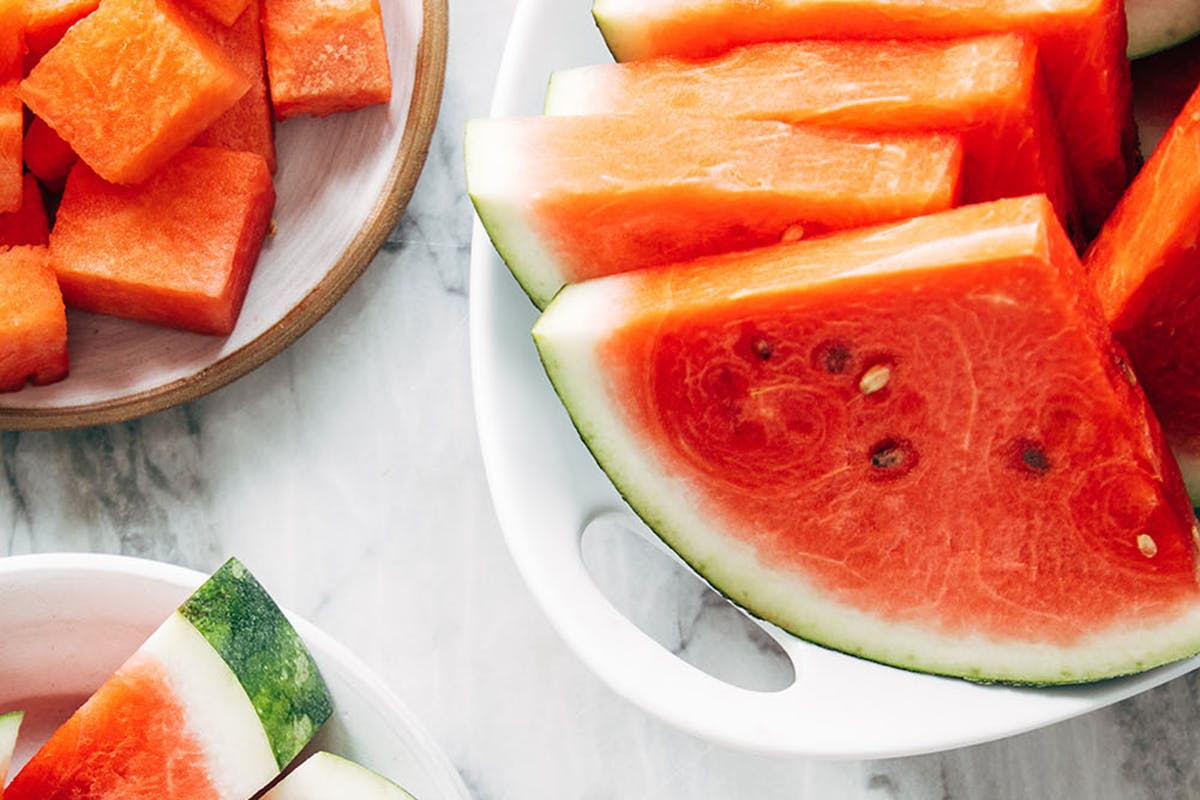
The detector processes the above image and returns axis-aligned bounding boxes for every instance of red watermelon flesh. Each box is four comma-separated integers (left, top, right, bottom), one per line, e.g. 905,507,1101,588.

533,194,1200,683
6,653,221,800
591,0,1136,238
547,35,1081,243
1085,81,1200,498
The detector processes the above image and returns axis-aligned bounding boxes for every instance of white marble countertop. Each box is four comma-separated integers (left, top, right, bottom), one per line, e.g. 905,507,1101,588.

4,1,1200,797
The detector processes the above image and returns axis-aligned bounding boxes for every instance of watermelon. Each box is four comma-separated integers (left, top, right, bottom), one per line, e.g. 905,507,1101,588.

0,174,51,247
533,194,1200,684
1127,0,1200,58
260,0,392,119
261,752,416,800
0,246,67,392
468,115,963,308
0,711,24,791
22,116,77,191
5,558,332,800
546,35,1080,242
590,0,1136,237
50,147,275,336
0,81,20,216
1084,81,1200,499
19,0,251,185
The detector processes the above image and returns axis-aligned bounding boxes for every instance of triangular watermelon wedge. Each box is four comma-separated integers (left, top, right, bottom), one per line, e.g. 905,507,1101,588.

533,195,1200,685
5,558,331,800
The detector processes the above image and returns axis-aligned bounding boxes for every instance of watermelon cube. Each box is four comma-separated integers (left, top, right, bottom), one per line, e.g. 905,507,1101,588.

547,35,1081,244
0,82,19,214
261,0,392,119
1085,82,1200,498
533,194,1200,684
19,0,251,185
468,114,963,308
50,147,275,336
0,174,50,247
0,245,67,392
5,559,332,800
592,0,1137,237
189,1,277,172
23,115,77,190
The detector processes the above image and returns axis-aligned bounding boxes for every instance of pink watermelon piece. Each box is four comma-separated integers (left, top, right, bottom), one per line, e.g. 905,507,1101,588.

5,559,331,800
533,194,1200,684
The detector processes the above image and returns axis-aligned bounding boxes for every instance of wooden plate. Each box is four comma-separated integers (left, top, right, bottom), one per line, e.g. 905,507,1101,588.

0,0,448,430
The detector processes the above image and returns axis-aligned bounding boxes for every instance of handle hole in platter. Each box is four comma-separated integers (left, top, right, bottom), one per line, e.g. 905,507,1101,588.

580,510,795,693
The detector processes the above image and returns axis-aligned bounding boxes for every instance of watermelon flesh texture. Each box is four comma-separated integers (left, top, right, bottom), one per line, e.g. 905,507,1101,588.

6,558,332,800
1085,81,1200,499
468,115,963,308
546,35,1081,244
591,0,1136,238
261,752,416,800
534,195,1200,684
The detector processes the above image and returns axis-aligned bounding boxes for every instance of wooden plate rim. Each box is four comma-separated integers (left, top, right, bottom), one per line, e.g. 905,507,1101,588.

0,0,450,432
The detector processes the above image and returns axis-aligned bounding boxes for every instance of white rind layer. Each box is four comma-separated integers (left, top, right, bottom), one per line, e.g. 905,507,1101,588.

0,710,23,785
262,752,415,800
543,69,603,116
141,613,279,799
465,119,569,308
533,274,1200,685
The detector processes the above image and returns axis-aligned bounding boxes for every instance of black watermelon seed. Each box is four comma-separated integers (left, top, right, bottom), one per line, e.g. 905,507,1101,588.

868,438,918,479
1010,438,1051,476
814,340,852,374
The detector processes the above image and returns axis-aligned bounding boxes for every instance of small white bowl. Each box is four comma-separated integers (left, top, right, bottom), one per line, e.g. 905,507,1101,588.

0,553,470,799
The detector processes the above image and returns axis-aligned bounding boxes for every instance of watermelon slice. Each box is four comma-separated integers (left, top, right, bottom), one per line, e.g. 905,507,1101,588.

590,0,1136,237
546,35,1080,242
261,752,416,800
5,558,332,800
1127,0,1200,58
1084,82,1200,499
533,194,1200,684
468,115,963,308
0,711,24,791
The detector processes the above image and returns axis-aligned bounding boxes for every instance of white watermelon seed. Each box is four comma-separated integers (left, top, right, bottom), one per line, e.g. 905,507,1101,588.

1137,534,1158,558
859,364,891,395
781,224,805,244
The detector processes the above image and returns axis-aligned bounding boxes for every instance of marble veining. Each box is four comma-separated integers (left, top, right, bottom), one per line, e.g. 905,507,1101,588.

4,1,1200,797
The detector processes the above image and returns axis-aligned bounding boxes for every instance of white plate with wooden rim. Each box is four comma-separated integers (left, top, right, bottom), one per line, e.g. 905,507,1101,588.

469,0,1200,759
0,553,472,799
0,0,447,430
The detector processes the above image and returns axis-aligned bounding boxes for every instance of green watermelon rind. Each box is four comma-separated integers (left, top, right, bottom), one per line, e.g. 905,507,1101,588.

465,119,567,309
178,558,332,769
531,261,1200,687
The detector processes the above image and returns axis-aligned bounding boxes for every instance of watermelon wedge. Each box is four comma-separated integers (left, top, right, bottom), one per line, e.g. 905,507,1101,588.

5,558,332,800
1084,82,1200,499
0,711,24,791
468,115,962,308
546,35,1079,242
261,752,416,800
590,0,1136,237
533,194,1200,684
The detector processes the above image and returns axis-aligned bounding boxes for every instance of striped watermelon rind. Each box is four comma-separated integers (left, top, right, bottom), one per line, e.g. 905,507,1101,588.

179,558,332,770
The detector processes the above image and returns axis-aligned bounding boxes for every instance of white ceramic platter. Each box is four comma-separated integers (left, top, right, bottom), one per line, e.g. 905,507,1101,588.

0,553,471,799
469,0,1200,759
0,0,447,430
